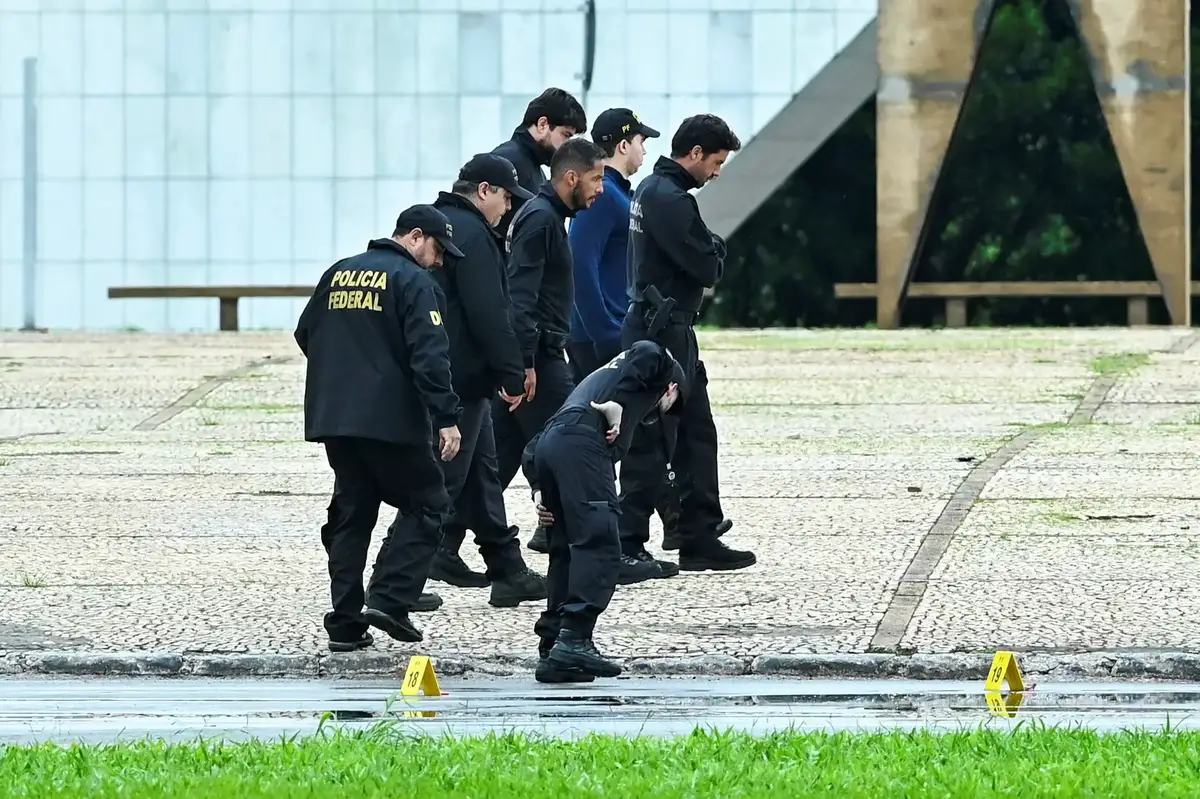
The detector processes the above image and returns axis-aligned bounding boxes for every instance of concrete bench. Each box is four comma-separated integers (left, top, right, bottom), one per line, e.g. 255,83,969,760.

833,280,1200,327
108,286,314,331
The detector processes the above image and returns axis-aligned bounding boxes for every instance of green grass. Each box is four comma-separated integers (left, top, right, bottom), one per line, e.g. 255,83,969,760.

4,728,1200,798
1090,352,1150,375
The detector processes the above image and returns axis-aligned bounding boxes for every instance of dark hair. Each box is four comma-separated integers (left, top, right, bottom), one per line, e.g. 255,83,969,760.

522,88,588,135
669,114,741,158
597,133,639,159
550,137,606,180
451,180,498,197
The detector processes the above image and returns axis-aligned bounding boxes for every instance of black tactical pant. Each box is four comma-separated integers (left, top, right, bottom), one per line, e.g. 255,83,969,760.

617,312,724,553
527,408,621,647
491,346,576,490
394,398,523,579
320,436,448,642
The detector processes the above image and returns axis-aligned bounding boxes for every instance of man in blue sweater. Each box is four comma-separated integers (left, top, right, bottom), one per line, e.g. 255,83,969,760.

565,108,657,381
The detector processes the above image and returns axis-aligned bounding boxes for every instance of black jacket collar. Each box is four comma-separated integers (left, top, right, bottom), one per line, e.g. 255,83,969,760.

434,191,501,242
652,156,702,191
513,127,553,168
536,183,577,220
367,238,420,265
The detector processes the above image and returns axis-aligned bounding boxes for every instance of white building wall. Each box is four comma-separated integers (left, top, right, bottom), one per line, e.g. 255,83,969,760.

0,0,875,332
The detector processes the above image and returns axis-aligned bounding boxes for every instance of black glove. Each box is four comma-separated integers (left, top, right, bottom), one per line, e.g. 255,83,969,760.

711,232,727,259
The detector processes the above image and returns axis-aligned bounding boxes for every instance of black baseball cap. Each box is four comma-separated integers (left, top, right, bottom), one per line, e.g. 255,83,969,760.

458,153,533,200
394,204,465,258
592,108,660,145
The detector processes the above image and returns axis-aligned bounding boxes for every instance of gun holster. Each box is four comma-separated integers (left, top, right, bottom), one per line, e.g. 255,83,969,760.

642,286,677,340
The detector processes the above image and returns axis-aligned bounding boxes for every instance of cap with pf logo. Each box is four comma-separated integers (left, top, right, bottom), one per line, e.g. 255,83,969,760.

457,153,534,200
394,204,465,258
592,108,661,145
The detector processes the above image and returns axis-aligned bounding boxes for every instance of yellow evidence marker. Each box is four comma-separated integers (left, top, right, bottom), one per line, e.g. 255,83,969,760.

985,690,1026,718
400,655,442,718
984,650,1026,693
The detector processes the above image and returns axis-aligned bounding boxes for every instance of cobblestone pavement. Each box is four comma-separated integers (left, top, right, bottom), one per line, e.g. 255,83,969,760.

1,328,1198,678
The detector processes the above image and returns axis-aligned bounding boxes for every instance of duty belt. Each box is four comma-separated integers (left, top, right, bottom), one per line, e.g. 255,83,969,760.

628,302,697,327
547,405,609,438
538,330,568,352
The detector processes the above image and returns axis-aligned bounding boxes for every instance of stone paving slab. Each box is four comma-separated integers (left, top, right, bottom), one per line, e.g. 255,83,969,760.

2,327,1200,679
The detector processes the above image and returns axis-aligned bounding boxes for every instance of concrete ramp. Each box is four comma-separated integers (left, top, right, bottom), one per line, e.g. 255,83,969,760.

698,20,878,240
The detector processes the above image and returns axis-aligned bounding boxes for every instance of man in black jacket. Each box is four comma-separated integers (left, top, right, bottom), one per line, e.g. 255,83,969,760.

619,114,757,575
386,154,548,608
521,340,685,682
491,136,655,581
295,204,464,653
491,87,588,239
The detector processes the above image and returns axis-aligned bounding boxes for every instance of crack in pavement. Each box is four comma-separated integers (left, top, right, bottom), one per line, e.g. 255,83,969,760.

1168,330,1200,354
133,356,291,432
867,369,1120,653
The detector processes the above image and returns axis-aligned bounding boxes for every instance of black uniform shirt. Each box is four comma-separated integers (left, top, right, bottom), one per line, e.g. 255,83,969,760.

505,183,576,369
431,192,526,402
491,127,552,239
295,239,462,446
627,156,725,315
521,340,685,493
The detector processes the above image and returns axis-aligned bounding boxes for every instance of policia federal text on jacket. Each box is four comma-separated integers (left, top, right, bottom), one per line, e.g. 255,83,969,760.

618,114,758,574
522,340,686,682
485,137,609,510
295,204,466,653
383,154,550,609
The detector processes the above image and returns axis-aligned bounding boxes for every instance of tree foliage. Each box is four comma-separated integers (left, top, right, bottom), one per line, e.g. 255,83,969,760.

708,0,1196,328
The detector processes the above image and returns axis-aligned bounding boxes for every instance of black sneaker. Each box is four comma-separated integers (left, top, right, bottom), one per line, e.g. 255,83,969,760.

663,517,733,551
362,607,423,643
328,631,374,653
527,526,550,554
413,592,443,613
631,549,679,578
489,568,548,608
429,550,490,588
548,630,622,678
679,538,756,572
617,553,660,585
535,652,596,683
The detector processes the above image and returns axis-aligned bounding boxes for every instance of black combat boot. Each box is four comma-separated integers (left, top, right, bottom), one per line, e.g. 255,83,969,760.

362,607,422,642
429,549,490,588
548,629,622,678
365,590,442,612
678,537,756,572
617,553,661,585
328,631,374,653
526,526,550,554
663,517,732,552
629,549,678,578
412,592,443,612
535,639,595,683
488,567,548,608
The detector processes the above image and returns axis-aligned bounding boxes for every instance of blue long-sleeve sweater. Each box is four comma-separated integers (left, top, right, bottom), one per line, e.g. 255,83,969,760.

567,166,631,356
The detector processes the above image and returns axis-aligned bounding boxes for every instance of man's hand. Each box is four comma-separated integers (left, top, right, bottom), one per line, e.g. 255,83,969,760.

498,388,523,413
533,490,555,527
523,368,537,401
438,426,462,461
